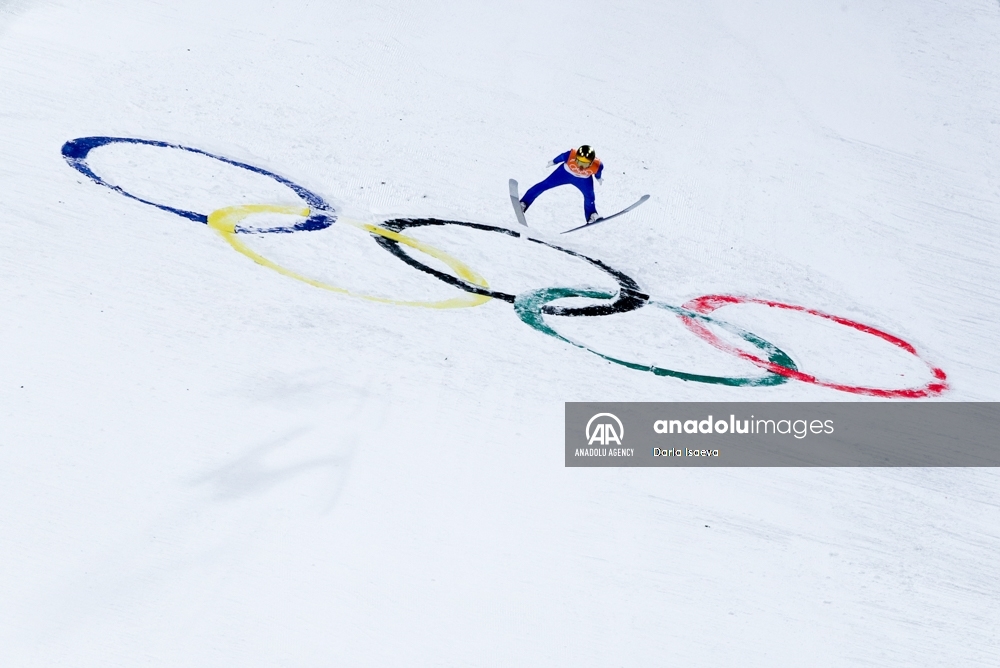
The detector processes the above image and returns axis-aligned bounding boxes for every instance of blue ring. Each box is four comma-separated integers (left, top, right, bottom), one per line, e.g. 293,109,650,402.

61,136,336,233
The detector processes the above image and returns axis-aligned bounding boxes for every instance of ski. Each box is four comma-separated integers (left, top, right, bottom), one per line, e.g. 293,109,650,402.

560,194,650,234
509,178,528,227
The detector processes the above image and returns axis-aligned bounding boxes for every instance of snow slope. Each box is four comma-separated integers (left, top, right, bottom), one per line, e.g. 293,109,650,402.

1,0,999,665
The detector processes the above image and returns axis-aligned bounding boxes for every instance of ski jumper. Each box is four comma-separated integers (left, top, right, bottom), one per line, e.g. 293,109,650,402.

521,149,605,222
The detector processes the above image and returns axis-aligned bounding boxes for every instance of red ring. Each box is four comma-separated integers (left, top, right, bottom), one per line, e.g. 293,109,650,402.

678,295,948,398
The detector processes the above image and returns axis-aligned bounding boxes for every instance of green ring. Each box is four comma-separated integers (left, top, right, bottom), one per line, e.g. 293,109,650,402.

514,287,797,387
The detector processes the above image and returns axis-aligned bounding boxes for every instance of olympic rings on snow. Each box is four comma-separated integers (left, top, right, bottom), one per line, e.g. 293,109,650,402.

679,295,949,398
515,287,795,387
376,218,648,317
61,135,950,397
62,136,336,233
208,204,491,309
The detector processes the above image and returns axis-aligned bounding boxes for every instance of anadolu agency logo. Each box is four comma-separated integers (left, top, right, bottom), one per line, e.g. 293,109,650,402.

586,413,624,446
575,412,634,459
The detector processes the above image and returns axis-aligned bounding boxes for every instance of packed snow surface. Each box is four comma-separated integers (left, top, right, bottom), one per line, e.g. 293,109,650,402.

1,0,999,665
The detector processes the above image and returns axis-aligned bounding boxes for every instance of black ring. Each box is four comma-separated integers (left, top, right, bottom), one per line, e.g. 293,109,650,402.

374,218,649,317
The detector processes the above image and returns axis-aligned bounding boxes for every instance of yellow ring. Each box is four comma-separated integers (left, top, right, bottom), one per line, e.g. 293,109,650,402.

207,204,491,309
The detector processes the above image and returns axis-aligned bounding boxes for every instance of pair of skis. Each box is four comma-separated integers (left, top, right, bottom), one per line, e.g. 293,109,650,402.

508,178,649,234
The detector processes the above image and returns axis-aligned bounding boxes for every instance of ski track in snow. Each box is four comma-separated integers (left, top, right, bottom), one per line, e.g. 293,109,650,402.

1,0,999,665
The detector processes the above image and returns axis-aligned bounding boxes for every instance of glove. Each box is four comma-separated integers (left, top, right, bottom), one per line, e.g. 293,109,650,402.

545,160,556,168
595,176,603,185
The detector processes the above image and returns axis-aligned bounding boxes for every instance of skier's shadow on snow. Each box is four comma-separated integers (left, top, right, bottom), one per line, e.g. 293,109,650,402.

191,426,355,512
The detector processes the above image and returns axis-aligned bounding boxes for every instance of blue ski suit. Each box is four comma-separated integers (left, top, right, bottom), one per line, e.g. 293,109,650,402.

521,150,605,221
